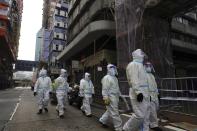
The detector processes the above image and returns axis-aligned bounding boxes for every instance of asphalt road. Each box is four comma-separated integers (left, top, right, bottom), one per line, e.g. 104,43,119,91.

0,87,24,131
2,88,112,131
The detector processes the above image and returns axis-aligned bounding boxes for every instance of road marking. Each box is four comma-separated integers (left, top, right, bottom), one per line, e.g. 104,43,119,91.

9,96,21,121
9,103,19,121
164,125,187,131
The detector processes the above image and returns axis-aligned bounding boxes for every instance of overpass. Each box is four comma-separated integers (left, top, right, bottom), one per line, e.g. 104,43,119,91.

14,60,39,72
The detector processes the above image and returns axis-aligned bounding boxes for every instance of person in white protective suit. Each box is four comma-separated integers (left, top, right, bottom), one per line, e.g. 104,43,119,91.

80,72,95,117
55,69,69,118
144,62,162,131
123,49,151,131
34,69,52,114
99,64,122,131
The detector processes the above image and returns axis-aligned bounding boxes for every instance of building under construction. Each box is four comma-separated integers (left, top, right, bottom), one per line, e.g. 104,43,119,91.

0,0,23,89
57,0,197,125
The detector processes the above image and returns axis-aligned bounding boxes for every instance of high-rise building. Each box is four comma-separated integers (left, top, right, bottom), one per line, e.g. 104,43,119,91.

35,28,44,61
171,12,197,77
42,29,51,62
56,0,197,117
57,0,116,82
48,0,68,76
0,0,23,89
42,0,59,29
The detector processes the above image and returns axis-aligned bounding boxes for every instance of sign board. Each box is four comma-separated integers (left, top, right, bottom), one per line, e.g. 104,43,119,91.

72,60,79,69
51,68,60,74
97,66,102,71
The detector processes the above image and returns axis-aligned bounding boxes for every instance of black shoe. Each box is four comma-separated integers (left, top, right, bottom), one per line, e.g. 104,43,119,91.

81,110,85,114
86,114,92,117
37,109,42,114
59,115,64,119
151,127,162,131
99,121,108,128
44,108,48,113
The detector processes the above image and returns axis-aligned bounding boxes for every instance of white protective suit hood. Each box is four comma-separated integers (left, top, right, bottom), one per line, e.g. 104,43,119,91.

60,69,67,78
39,69,47,78
132,49,146,63
107,64,118,76
84,72,91,81
144,62,155,73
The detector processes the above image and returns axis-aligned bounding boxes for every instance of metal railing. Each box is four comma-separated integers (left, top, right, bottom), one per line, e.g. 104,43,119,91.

159,77,197,116
118,77,197,116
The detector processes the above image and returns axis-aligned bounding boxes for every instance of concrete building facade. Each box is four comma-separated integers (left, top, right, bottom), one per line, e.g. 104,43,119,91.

0,0,23,89
56,0,197,117
48,0,68,76
171,12,197,77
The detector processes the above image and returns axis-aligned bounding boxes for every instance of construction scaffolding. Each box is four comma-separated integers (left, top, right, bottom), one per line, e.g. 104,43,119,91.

115,0,174,79
114,0,197,118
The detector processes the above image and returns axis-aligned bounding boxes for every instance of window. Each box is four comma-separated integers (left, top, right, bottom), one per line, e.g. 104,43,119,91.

59,45,63,51
56,45,59,50
57,23,60,27
55,9,58,15
60,10,65,16
64,23,68,28
56,34,59,38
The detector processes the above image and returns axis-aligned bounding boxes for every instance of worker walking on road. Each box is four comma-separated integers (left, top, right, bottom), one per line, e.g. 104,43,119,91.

123,49,150,131
144,62,162,131
80,72,95,117
34,69,52,114
99,64,122,131
55,69,69,118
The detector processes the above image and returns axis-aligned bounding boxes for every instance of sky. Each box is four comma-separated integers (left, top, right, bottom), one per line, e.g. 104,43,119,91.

18,0,43,61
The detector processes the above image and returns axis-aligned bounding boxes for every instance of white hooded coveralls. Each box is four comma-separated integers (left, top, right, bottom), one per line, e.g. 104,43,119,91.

99,64,122,131
80,73,95,115
55,69,69,116
123,49,150,131
146,71,159,128
34,69,52,110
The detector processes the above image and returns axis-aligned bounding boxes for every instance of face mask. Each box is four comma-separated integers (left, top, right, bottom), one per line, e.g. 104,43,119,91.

85,75,90,81
108,68,116,76
145,67,152,73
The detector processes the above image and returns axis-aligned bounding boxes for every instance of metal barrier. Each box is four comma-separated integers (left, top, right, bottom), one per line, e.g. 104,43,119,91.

159,77,197,116
118,78,197,116
74,66,197,116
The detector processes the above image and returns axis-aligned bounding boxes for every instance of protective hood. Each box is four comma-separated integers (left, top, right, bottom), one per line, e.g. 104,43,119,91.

60,69,67,78
39,69,47,78
132,49,146,63
144,62,155,73
107,64,118,76
84,72,91,81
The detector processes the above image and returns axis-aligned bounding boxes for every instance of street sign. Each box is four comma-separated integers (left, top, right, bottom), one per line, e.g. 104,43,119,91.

72,60,79,69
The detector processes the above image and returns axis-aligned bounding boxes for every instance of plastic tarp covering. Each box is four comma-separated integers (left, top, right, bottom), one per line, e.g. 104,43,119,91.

115,0,174,79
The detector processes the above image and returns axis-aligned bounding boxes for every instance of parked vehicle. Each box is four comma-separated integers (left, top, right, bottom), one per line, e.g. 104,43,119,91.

68,84,83,109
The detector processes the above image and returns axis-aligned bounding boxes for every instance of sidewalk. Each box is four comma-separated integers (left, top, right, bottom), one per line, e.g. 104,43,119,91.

3,89,111,131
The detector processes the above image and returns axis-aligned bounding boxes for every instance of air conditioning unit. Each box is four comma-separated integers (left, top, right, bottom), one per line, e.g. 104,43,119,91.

145,0,160,8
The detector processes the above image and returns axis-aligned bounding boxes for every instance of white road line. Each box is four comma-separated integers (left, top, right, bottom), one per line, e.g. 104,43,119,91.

164,126,187,131
9,96,21,121
9,103,19,121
